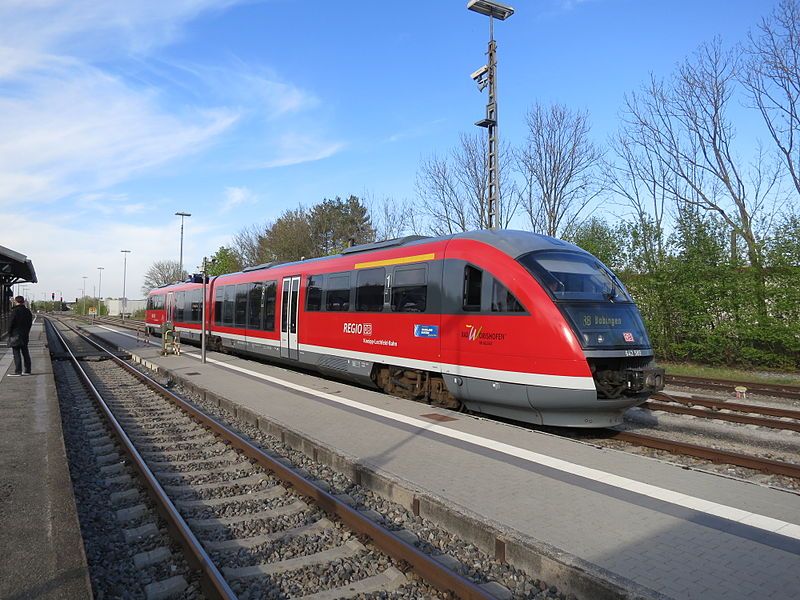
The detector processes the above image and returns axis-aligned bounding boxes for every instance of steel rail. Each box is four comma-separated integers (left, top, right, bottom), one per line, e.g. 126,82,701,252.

652,392,800,420
611,430,800,479
643,399,800,433
45,318,238,600
666,374,800,401
52,317,495,600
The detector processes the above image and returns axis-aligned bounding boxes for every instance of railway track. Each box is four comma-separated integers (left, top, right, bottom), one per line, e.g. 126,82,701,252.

608,430,800,480
665,374,800,401
47,317,498,600
643,392,800,433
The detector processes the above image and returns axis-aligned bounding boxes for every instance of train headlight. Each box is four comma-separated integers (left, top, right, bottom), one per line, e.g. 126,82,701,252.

596,334,605,344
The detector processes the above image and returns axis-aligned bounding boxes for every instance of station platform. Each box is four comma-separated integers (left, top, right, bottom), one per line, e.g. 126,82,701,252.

0,321,92,600
89,322,800,600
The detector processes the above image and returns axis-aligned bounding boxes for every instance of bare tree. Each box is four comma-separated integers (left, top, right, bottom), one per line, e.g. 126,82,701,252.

415,133,516,235
742,0,800,197
624,40,781,271
606,131,670,271
231,223,272,267
366,193,418,240
516,103,603,238
141,260,185,295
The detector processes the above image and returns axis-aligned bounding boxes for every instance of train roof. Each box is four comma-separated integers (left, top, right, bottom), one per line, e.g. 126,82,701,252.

148,229,587,294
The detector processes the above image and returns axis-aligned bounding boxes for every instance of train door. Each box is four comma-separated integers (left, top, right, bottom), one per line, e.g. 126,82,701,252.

166,292,175,324
280,276,300,360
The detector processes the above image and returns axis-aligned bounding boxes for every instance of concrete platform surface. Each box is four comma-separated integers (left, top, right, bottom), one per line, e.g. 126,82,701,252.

91,323,800,600
0,321,93,600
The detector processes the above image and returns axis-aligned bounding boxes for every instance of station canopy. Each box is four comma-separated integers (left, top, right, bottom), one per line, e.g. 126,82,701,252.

0,244,37,285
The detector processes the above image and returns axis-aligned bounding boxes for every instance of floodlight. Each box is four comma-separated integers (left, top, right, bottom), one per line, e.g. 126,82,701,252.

471,65,489,81
467,0,514,20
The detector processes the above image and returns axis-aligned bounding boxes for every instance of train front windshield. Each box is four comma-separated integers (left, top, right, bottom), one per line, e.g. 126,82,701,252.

518,250,651,350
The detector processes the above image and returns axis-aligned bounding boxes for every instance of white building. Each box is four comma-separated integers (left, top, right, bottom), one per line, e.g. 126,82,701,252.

104,297,147,317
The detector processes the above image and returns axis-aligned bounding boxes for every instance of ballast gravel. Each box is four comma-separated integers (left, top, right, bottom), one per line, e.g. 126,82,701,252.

129,360,571,600
53,358,204,600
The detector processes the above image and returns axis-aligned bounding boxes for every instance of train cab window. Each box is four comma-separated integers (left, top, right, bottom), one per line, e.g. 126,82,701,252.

306,275,323,311
152,295,164,310
463,265,482,311
391,266,427,313
356,268,385,312
223,285,235,326
234,284,249,327
248,282,263,329
264,281,277,331
491,280,525,313
326,273,350,311
147,296,153,310
214,288,224,325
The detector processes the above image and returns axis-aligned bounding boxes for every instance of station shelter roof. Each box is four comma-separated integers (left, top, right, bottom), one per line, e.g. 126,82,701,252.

0,244,38,285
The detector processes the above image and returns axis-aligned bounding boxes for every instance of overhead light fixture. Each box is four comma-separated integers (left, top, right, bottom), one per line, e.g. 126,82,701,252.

467,0,514,20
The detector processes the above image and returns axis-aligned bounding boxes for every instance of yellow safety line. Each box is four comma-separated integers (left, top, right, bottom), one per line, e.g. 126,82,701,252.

354,253,436,269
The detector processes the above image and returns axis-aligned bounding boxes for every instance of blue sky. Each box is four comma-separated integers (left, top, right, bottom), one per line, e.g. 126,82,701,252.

0,0,779,300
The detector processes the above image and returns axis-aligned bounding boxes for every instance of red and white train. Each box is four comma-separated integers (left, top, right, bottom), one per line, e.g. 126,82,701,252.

146,230,664,427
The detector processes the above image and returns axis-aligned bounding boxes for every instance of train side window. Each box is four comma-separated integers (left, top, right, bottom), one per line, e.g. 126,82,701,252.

392,266,427,313
176,292,185,321
356,268,385,312
234,284,249,327
463,265,482,311
223,285,235,326
214,288,224,325
306,275,323,311
248,282,263,329
326,273,351,311
491,279,525,313
191,289,202,323
264,281,276,331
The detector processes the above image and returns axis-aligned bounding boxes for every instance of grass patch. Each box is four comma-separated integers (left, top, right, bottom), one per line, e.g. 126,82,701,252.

661,361,800,386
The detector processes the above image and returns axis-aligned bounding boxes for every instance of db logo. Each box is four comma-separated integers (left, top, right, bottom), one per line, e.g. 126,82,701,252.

623,332,635,343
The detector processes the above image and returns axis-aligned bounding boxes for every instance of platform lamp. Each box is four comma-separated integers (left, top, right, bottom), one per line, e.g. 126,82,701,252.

467,0,514,230
175,212,191,277
97,266,104,315
121,250,131,322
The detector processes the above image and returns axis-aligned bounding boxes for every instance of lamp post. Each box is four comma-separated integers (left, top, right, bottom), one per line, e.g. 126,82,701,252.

97,266,104,315
121,250,131,321
175,212,192,277
81,276,87,315
468,0,514,230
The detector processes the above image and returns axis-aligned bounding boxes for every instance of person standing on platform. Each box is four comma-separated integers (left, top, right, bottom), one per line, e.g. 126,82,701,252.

7,296,32,376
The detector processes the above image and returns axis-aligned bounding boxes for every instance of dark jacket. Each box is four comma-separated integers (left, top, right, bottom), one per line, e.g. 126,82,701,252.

8,304,33,346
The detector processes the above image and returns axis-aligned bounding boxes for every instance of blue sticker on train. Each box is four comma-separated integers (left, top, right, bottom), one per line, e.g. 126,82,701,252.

414,324,439,338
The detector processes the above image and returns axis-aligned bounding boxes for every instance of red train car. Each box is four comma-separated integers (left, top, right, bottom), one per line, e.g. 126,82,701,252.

146,230,664,427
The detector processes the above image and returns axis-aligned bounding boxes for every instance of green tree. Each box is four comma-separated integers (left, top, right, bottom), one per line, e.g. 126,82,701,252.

263,207,314,262
309,195,375,255
207,246,242,276
566,218,625,270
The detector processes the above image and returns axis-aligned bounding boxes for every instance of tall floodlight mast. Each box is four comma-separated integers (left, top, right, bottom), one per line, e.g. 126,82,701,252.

468,0,514,230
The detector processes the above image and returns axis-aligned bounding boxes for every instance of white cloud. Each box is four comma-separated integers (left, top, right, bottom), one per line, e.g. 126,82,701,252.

0,1,248,69
0,208,225,299
221,186,257,213
257,134,345,168
0,59,239,205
